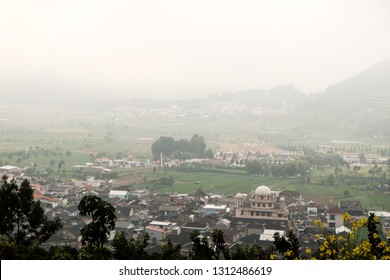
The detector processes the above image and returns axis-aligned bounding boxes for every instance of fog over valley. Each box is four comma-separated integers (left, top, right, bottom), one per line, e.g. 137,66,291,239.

1,0,390,101
1,0,390,262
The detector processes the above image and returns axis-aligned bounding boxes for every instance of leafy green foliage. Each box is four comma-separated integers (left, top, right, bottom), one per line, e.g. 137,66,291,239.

189,230,214,260
48,245,80,260
162,239,183,260
231,244,275,260
111,231,150,260
0,176,62,246
273,230,301,260
78,195,117,250
151,135,208,160
189,229,229,260
247,159,310,178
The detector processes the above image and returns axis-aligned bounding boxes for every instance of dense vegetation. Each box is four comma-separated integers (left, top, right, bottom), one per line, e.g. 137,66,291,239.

151,135,213,160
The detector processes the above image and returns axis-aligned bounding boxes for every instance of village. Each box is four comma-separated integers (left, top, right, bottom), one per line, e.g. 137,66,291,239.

1,152,389,258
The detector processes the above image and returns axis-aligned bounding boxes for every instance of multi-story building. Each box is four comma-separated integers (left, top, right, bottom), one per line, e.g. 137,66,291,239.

326,206,344,229
234,185,289,221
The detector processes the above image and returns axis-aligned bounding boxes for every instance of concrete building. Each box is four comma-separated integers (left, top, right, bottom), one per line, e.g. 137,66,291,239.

326,206,344,229
108,190,130,200
145,221,179,241
0,165,21,174
234,185,289,221
202,204,227,216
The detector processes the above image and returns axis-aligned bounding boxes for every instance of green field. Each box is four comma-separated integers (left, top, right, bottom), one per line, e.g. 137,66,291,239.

125,167,390,211
1,106,389,211
141,170,283,195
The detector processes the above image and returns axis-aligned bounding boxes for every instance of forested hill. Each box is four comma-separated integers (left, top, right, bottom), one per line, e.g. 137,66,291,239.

293,58,390,137
179,85,307,111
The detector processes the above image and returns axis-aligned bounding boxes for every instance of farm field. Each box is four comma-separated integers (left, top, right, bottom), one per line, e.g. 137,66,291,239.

1,106,389,212
123,167,390,211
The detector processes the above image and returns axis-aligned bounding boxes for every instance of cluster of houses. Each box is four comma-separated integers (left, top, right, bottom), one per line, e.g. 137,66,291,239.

72,156,152,176
33,185,390,255
1,165,390,257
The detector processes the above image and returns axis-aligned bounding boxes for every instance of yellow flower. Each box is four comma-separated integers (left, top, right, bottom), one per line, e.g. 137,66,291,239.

372,233,378,239
306,248,311,254
286,250,292,257
342,212,351,222
359,218,367,226
270,254,276,260
373,216,379,223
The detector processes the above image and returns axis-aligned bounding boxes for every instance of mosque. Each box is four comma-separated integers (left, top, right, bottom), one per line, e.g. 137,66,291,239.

234,185,289,221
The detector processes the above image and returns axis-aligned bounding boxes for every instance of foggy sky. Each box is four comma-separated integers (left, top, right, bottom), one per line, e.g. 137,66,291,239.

1,0,390,100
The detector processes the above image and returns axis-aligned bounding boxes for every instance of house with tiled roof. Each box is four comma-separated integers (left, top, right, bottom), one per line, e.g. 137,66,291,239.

338,200,364,216
159,204,183,218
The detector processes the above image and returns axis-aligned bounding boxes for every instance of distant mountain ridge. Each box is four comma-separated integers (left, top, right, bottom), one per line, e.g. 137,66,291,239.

293,58,390,136
2,58,389,137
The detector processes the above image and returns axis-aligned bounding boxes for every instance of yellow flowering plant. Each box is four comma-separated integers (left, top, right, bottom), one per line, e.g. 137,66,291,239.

308,213,390,260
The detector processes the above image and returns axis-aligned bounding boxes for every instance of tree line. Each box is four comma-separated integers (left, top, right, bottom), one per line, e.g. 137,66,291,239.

246,152,347,178
151,135,213,160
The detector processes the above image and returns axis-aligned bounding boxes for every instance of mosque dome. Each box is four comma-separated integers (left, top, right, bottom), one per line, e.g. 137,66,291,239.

235,193,244,198
254,185,272,195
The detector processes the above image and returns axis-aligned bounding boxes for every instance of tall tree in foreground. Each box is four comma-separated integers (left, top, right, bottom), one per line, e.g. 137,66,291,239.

0,175,62,246
78,195,116,250
189,230,214,260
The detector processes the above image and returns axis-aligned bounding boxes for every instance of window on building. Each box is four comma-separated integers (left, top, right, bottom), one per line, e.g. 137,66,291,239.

268,203,272,207
251,211,254,216
330,214,335,220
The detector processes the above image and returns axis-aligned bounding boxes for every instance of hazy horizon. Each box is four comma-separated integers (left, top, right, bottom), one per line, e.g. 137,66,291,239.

1,0,390,101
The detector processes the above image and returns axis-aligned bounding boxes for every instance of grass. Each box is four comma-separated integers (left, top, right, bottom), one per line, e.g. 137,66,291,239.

137,169,282,195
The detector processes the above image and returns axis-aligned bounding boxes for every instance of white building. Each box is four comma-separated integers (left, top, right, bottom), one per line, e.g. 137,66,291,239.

234,185,289,221
326,206,344,229
108,190,130,200
145,221,178,241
